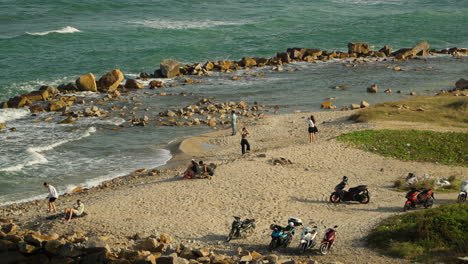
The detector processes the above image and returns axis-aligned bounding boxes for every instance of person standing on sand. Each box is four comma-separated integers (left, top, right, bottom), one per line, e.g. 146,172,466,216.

241,127,251,154
231,110,237,136
43,182,58,213
306,115,318,143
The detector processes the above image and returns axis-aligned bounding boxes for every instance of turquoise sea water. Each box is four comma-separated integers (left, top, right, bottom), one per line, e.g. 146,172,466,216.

0,0,467,205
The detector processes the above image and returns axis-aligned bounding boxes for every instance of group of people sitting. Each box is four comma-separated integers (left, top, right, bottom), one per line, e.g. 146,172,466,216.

182,160,216,179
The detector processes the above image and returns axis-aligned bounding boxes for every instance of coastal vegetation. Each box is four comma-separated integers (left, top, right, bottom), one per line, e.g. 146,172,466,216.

349,94,468,129
337,129,468,167
368,203,468,263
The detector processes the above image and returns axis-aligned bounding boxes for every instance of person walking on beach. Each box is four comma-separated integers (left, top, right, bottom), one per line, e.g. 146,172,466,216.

241,127,251,154
231,110,237,136
306,115,318,143
43,182,58,213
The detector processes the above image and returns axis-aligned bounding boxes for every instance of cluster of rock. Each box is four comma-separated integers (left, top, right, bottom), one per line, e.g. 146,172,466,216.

138,42,466,78
1,219,339,264
155,99,268,127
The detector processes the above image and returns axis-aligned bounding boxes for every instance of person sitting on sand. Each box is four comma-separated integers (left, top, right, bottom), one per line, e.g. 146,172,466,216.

62,200,84,222
183,159,199,179
198,161,215,179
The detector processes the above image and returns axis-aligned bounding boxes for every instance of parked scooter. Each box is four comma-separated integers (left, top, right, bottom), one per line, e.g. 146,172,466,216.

268,218,302,251
226,216,256,242
329,177,370,204
458,181,468,203
319,225,338,255
403,188,435,211
298,226,319,254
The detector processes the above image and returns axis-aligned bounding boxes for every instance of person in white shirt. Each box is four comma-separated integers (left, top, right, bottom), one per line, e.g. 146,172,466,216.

306,115,318,143
43,182,58,213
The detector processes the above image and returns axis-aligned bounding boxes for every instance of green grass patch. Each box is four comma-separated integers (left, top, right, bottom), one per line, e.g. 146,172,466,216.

350,95,468,129
337,129,468,167
368,203,468,263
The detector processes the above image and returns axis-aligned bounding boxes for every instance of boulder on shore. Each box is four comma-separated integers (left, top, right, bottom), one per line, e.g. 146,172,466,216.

393,41,430,59
76,73,97,92
379,45,392,56
348,42,370,55
455,78,468,90
160,59,181,78
124,79,144,89
97,69,124,92
7,96,32,108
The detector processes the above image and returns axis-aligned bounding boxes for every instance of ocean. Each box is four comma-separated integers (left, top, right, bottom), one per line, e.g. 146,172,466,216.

1,0,467,205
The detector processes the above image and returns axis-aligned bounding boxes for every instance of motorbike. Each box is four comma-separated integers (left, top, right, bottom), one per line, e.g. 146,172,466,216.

457,181,468,203
330,185,370,204
226,216,256,242
319,225,338,255
403,189,435,211
298,226,318,254
268,224,294,250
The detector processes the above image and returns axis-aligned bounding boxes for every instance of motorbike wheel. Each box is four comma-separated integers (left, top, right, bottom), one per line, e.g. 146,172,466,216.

298,243,307,254
329,193,341,203
359,192,370,204
319,243,328,255
424,198,434,208
458,194,466,203
226,230,235,242
403,203,411,212
268,240,277,251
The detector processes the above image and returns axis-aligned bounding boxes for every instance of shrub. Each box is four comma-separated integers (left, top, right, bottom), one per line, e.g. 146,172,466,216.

368,203,468,262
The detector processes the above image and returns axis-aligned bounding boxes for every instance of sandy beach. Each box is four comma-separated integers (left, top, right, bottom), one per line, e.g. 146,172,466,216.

2,110,465,264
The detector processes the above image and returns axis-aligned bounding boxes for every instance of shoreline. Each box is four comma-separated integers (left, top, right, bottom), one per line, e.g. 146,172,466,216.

0,105,466,264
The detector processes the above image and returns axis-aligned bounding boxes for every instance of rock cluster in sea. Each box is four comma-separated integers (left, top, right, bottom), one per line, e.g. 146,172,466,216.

1,41,467,131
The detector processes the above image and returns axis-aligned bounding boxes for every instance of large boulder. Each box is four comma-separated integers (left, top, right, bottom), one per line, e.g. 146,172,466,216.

125,79,144,89
6,96,32,108
97,69,124,92
348,42,370,55
367,84,378,93
393,41,430,59
48,100,67,112
76,73,98,92
160,59,181,78
239,57,257,68
379,45,392,56
455,78,468,90
25,233,59,246
287,48,307,60
276,52,291,63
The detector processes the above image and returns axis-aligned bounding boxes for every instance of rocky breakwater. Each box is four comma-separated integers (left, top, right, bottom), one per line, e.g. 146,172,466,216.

0,218,340,264
136,41,467,80
154,99,269,128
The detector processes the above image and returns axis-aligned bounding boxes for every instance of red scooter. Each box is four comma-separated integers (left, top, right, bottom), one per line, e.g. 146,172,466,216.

319,225,337,255
403,188,434,211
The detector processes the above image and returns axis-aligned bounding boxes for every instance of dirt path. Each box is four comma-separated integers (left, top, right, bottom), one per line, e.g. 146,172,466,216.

8,111,465,264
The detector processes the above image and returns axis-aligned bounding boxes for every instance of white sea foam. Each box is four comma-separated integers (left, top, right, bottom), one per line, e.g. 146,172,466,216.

0,127,96,172
129,19,251,30
0,108,30,123
26,26,81,36
0,148,172,207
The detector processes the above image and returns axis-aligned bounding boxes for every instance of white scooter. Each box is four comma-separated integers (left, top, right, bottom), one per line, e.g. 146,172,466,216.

298,226,319,254
458,181,468,203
